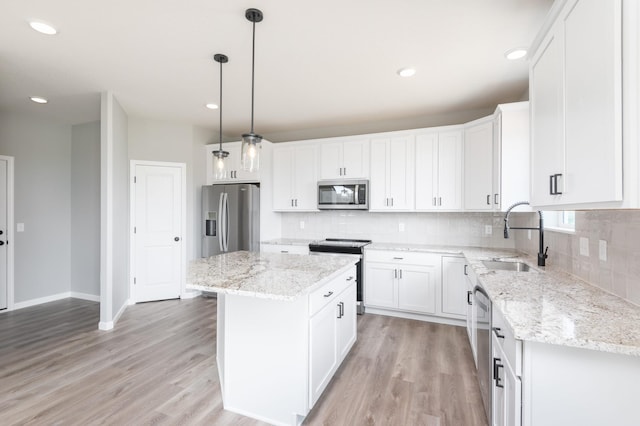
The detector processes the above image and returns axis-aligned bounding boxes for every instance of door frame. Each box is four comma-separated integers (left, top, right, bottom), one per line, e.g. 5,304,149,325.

0,155,14,312
129,160,186,303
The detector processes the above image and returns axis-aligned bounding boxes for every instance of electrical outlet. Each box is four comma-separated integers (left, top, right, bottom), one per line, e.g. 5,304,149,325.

580,237,589,257
484,225,492,235
599,240,607,261
17,223,24,232
299,221,305,230
399,223,405,232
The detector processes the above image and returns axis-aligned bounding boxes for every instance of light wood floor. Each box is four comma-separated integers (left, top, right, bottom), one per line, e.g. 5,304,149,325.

0,298,487,426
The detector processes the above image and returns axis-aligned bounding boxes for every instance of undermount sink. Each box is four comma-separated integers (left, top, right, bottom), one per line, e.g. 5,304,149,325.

482,260,531,272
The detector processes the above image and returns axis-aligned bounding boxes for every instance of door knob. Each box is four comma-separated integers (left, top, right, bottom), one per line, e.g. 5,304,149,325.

0,241,4,246
174,237,180,242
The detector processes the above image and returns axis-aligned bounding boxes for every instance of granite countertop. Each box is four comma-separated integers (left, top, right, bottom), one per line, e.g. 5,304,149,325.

260,238,314,246
366,242,469,255
187,251,356,301
462,248,640,357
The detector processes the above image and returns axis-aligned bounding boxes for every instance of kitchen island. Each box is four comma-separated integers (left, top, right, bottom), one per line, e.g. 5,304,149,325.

188,251,358,426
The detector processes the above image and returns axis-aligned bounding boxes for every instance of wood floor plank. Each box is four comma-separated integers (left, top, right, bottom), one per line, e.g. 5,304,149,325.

0,298,487,426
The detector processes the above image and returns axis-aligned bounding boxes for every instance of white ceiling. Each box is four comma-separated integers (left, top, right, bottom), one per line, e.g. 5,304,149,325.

0,0,553,142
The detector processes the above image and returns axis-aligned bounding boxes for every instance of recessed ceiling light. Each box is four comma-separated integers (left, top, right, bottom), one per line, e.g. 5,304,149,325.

30,96,48,104
397,68,416,78
505,48,527,60
206,103,219,110
29,21,58,35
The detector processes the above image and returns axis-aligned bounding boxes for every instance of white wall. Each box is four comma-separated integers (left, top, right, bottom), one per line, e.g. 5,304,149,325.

0,112,72,303
280,211,516,248
100,92,130,329
71,121,100,298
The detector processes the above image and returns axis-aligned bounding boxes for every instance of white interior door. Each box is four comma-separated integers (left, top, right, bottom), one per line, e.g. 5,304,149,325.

0,159,8,309
133,163,183,303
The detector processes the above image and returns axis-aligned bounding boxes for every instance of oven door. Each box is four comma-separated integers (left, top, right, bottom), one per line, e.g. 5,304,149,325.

473,285,492,423
317,180,368,210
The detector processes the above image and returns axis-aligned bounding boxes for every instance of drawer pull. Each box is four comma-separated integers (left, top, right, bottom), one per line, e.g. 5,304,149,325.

346,276,354,281
493,357,504,388
280,250,289,253
393,257,404,260
492,327,505,339
467,290,472,305
323,291,334,298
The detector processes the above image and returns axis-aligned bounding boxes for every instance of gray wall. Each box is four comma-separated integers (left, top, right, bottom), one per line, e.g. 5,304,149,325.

128,117,209,262
71,121,101,297
0,112,72,302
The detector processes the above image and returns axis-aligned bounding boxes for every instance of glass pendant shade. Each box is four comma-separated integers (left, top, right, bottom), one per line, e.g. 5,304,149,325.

241,133,261,172
212,150,229,179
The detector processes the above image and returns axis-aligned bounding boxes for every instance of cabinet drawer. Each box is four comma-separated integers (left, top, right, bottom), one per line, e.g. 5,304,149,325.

492,307,522,376
309,269,355,316
365,250,440,266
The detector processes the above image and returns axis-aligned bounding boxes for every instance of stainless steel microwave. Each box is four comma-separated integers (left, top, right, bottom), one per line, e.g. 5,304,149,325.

317,180,369,210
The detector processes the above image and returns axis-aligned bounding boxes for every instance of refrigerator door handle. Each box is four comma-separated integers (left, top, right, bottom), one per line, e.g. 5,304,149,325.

218,192,225,252
223,192,230,252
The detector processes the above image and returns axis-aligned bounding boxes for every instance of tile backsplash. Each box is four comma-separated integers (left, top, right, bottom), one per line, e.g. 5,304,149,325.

512,210,640,307
280,211,516,248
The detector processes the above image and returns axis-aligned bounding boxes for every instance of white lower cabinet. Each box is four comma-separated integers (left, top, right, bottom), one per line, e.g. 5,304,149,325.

309,271,357,406
364,251,438,315
365,250,469,323
492,332,521,426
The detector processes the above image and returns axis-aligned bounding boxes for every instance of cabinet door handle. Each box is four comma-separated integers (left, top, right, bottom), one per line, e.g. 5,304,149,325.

493,357,504,388
467,290,473,305
339,301,344,318
494,193,499,205
324,291,334,298
394,269,397,279
438,197,442,206
492,327,505,339
549,175,554,195
464,264,468,275
554,173,563,195
399,269,402,279
486,195,491,205
291,199,294,207
337,302,343,318
433,197,437,206
391,198,394,207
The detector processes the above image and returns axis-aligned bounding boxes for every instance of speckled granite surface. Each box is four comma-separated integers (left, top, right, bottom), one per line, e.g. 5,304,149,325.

260,238,314,247
463,248,640,357
367,244,640,356
187,251,356,301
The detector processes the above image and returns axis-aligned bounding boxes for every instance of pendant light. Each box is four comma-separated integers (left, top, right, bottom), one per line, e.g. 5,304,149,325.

212,53,229,180
241,8,263,172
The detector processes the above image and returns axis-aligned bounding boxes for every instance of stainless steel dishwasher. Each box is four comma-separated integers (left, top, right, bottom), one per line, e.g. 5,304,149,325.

473,285,492,423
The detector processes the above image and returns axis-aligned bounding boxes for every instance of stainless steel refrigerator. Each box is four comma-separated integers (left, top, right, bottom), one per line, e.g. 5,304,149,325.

202,183,260,257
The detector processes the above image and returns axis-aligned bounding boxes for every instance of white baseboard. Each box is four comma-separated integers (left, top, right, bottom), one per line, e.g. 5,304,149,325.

365,307,466,328
181,290,202,299
70,291,100,302
13,292,73,310
98,299,129,331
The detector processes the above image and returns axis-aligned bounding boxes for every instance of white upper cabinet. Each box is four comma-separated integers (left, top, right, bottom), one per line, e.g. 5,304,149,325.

530,0,623,208
370,135,415,211
415,129,463,211
319,139,369,180
206,142,261,184
272,143,318,211
463,119,494,210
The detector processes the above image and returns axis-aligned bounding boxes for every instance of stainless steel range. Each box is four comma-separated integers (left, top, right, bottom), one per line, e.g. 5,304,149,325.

308,238,371,314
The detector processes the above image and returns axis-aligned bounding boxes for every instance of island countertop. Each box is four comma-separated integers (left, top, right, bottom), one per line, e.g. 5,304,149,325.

187,251,357,301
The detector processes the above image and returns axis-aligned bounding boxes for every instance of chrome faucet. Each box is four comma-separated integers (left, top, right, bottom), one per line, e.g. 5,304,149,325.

503,201,548,266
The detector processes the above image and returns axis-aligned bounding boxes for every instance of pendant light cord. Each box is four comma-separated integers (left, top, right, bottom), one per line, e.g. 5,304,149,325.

250,20,256,134
219,57,223,149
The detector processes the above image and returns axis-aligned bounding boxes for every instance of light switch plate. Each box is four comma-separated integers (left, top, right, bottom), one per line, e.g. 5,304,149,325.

299,221,305,230
580,237,589,257
599,240,607,261
17,223,24,232
399,223,405,232
484,225,492,235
